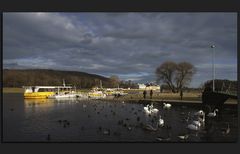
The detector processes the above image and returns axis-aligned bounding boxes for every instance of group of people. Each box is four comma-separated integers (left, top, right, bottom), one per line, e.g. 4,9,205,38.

143,89,183,100
143,90,153,99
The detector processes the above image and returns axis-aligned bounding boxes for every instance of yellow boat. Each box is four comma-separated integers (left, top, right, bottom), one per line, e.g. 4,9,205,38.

23,86,73,99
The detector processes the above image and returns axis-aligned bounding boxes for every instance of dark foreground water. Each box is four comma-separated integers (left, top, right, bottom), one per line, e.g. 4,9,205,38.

3,93,238,142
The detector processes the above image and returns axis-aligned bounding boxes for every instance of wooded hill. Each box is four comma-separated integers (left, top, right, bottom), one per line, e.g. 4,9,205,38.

3,69,116,88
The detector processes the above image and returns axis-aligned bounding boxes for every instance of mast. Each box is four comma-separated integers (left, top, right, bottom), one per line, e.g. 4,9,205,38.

63,79,66,87
100,80,102,89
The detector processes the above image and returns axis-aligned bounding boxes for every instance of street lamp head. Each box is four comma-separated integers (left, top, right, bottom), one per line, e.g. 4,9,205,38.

211,45,215,48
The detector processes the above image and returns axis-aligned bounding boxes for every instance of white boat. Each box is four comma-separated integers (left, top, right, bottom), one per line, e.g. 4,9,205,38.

48,92,78,99
88,88,106,99
47,80,79,99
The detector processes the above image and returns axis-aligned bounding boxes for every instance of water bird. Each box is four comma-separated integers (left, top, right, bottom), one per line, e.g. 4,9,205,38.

103,129,110,135
137,117,140,121
221,123,230,135
158,116,164,127
194,110,204,116
163,103,172,109
58,120,62,123
144,124,158,131
83,104,87,108
187,124,200,131
156,133,171,141
178,134,189,140
207,109,218,117
192,120,202,127
47,134,51,141
127,126,132,131
144,104,159,114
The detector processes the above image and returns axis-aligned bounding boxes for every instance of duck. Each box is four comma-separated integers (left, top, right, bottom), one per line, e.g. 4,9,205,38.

207,109,218,117
163,103,172,109
47,134,51,141
158,116,164,127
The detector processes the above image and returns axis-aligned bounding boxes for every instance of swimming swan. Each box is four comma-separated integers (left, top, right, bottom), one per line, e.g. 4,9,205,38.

207,109,218,117
158,116,164,127
163,103,172,109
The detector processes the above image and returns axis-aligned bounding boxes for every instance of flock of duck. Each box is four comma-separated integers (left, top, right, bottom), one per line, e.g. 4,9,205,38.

46,99,230,142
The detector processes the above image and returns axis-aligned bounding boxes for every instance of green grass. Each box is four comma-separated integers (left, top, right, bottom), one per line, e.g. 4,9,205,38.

3,87,25,93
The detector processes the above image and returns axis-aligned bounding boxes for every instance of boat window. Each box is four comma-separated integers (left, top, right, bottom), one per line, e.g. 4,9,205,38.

38,88,45,92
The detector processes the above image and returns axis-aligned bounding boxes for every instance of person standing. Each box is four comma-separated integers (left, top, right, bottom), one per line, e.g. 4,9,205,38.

150,90,153,99
180,90,183,100
143,90,147,99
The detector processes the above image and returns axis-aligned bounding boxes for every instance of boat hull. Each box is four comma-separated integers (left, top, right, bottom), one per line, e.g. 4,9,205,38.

24,92,55,99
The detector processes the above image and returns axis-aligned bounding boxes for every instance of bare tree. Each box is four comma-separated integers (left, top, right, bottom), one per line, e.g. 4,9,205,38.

155,61,177,93
155,61,196,93
175,62,196,92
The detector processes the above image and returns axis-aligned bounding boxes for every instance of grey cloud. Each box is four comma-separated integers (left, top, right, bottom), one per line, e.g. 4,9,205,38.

3,13,237,87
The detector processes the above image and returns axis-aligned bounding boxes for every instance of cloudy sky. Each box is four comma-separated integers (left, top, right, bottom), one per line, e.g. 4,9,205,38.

3,13,237,87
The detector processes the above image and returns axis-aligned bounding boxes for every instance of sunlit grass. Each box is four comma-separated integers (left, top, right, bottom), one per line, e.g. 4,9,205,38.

3,87,25,93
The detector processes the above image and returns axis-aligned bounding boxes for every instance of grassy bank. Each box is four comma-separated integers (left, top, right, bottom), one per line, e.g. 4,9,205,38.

3,87,24,93
2,87,237,104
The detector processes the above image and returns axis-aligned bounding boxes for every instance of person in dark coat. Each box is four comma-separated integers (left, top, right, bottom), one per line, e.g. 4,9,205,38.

143,90,147,99
180,90,183,100
150,90,153,99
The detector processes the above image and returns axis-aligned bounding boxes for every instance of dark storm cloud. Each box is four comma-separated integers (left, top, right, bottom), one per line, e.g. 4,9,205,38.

3,13,237,87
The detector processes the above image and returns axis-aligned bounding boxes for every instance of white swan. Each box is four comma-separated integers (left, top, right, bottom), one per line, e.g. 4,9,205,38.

221,123,230,135
152,108,159,113
144,104,158,114
194,110,204,116
192,120,201,127
143,104,151,114
158,116,164,127
178,134,189,140
207,109,218,117
187,124,200,131
163,103,171,109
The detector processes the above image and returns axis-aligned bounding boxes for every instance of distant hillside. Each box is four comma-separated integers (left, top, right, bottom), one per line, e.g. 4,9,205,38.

3,69,113,88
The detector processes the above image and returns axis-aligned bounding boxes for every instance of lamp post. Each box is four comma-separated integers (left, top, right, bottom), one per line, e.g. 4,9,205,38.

211,45,215,91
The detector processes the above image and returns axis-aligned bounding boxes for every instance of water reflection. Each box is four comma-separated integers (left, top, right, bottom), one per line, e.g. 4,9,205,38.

24,98,55,108
3,93,238,142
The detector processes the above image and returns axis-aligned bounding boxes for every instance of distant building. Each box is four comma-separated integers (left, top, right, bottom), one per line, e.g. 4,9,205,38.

137,83,160,90
145,85,160,90
138,83,146,89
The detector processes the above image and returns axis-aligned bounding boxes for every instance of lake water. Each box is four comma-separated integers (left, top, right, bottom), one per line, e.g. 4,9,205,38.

3,93,238,142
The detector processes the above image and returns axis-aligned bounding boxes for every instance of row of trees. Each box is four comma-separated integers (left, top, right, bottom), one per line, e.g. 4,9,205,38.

3,69,138,89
